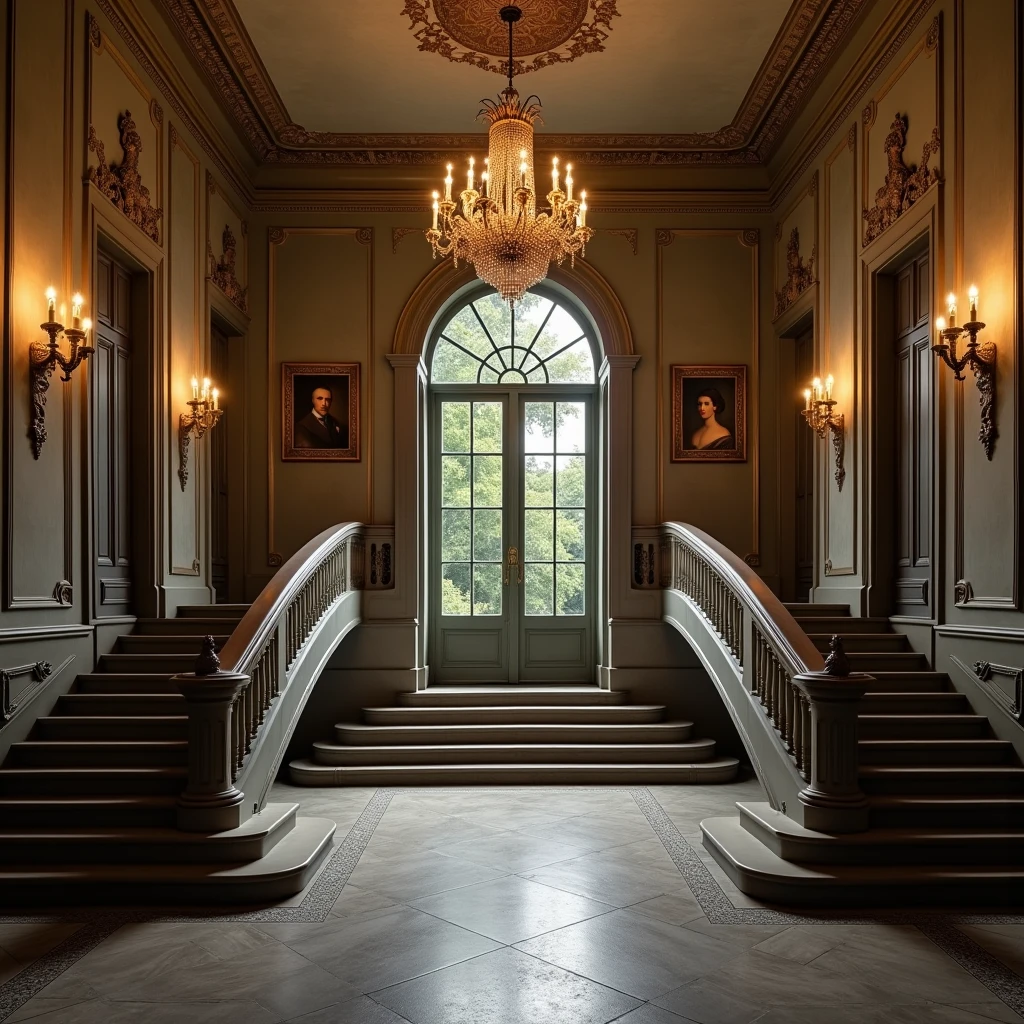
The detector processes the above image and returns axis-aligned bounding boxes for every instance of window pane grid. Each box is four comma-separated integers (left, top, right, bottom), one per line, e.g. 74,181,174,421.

440,400,503,617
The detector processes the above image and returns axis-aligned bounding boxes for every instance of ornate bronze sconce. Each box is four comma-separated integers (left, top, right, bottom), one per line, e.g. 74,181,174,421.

802,374,846,491
178,376,223,490
933,287,996,460
29,289,93,459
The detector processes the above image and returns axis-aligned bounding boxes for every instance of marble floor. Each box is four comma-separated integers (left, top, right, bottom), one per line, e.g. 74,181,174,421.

0,779,1022,1023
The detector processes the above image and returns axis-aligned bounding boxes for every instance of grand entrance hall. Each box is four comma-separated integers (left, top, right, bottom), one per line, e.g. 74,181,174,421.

0,0,1022,1019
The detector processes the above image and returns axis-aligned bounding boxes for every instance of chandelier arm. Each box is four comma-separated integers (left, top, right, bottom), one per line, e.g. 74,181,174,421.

508,14,513,90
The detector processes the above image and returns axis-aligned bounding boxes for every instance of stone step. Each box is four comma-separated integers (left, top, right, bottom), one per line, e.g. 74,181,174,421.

701,816,1024,905
858,739,1014,765
58,693,185,716
9,740,188,768
856,673,950,693
783,603,851,617
792,616,891,634
0,816,335,905
311,739,718,767
859,764,1024,795
289,757,740,786
134,617,243,636
97,653,197,674
0,804,298,864
399,686,626,707
860,692,969,714
737,802,1024,866
74,674,179,694
0,796,178,828
117,635,229,654
807,633,910,653
176,604,249,620
857,714,990,740
363,704,666,726
869,795,1024,828
0,766,186,796
845,652,931,671
336,720,692,746
35,715,188,741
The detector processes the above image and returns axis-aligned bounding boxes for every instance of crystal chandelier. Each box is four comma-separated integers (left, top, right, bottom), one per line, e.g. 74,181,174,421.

426,4,593,305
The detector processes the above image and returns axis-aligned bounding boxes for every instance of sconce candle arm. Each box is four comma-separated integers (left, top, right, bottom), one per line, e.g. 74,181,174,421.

29,314,95,459
801,387,846,492
178,392,224,490
932,316,997,460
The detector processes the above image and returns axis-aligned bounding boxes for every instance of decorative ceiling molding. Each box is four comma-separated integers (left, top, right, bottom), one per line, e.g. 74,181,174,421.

401,0,618,77
157,0,870,166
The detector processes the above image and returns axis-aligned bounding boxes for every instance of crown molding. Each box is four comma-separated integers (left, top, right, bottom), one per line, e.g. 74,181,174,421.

155,0,871,167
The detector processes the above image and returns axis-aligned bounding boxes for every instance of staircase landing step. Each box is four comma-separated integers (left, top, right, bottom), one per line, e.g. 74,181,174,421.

701,816,1024,905
290,757,739,786
364,704,664,726
400,686,626,707
336,721,692,746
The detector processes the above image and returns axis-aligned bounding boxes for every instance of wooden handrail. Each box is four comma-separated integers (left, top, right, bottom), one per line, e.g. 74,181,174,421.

661,522,823,676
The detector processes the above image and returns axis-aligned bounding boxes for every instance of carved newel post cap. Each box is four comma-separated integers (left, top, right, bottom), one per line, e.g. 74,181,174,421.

194,635,221,676
823,635,851,676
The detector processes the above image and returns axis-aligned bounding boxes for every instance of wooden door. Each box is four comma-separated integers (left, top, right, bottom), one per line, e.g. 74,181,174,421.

892,254,933,616
210,324,230,603
92,252,135,618
794,326,815,602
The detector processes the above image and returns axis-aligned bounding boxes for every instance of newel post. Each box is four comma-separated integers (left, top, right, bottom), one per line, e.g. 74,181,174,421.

792,636,871,833
173,636,249,832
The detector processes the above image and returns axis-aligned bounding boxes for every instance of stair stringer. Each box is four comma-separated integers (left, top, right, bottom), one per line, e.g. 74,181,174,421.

664,589,808,823
235,591,361,820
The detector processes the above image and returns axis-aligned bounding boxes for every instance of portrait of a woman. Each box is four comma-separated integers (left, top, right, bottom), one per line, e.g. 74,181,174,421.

671,364,747,462
690,386,735,451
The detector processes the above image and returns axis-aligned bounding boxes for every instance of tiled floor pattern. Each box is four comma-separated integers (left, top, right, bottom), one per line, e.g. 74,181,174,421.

0,780,1021,1023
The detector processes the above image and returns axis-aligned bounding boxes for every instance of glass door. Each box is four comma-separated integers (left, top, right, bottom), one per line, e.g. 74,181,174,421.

430,391,593,683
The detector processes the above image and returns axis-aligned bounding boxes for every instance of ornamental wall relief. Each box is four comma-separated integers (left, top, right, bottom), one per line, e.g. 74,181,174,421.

209,224,248,313
773,227,815,319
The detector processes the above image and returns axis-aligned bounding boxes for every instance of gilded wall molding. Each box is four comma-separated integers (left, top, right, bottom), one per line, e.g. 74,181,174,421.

87,112,163,244
600,229,639,255
773,226,816,319
156,0,868,166
392,227,421,253
208,224,247,313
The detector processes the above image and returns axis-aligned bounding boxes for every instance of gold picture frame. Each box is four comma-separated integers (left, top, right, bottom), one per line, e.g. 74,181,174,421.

282,362,360,461
671,364,747,462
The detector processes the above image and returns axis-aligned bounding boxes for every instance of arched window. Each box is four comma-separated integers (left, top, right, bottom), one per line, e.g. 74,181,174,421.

431,290,595,385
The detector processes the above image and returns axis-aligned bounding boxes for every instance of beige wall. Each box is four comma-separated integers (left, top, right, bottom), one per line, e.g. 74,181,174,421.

1,0,1021,718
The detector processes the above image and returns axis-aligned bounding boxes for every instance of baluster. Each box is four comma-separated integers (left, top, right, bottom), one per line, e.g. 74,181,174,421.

233,691,244,773
799,693,811,779
777,663,789,741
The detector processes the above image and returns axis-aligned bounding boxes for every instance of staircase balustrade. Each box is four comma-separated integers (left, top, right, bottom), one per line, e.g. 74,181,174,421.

174,523,362,831
662,523,870,832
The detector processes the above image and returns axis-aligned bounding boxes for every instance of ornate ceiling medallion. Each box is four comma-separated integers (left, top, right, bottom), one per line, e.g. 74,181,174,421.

402,0,618,76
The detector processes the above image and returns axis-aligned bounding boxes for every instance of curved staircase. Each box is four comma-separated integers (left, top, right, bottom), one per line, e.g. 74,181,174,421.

702,603,1024,905
291,685,740,785
0,604,335,906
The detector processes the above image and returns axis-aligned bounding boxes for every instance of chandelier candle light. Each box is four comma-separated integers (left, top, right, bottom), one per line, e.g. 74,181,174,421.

426,4,593,305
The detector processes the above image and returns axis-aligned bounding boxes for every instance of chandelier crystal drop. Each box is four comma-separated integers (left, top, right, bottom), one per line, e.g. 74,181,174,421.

426,4,593,305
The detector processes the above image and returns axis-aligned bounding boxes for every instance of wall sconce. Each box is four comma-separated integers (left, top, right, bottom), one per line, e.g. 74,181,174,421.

802,374,846,491
933,286,997,459
29,288,93,459
178,376,223,490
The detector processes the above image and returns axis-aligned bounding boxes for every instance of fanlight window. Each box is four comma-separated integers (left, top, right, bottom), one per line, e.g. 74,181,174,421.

432,291,595,385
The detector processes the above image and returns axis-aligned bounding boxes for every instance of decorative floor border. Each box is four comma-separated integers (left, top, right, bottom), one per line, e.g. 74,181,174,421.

0,786,1020,1021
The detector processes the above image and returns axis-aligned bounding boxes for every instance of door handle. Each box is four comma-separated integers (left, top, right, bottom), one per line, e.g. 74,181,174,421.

504,545,523,585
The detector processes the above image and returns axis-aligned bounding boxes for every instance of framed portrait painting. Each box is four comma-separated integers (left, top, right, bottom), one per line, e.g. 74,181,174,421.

282,362,360,461
671,364,747,462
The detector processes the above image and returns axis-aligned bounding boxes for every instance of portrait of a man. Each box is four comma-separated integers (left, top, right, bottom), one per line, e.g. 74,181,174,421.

671,364,747,462
282,362,360,461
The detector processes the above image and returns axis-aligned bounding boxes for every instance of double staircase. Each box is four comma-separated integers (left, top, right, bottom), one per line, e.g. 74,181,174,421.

702,603,1024,905
0,604,335,906
291,685,740,785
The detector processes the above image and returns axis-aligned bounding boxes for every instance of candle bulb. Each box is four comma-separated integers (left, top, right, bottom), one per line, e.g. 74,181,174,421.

467,156,474,192
202,377,210,402
579,191,587,229
804,388,812,411
431,191,439,231
812,377,822,402
565,163,573,202
825,374,834,401
211,388,219,411
81,317,92,339
935,316,946,340
191,376,199,400
519,149,527,188
70,293,83,330
444,163,453,202
481,171,488,197
947,292,957,326
552,156,559,193
45,287,56,323
968,284,978,321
